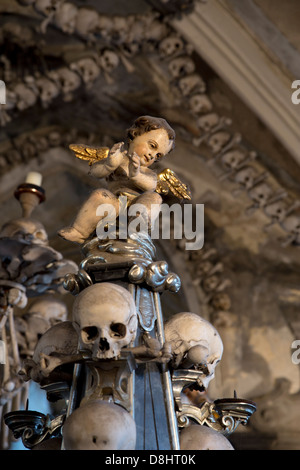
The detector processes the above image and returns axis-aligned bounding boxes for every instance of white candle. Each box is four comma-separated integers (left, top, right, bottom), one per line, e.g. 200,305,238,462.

25,171,43,187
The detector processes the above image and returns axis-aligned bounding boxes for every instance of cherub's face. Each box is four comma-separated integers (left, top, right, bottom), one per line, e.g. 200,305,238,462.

128,128,173,167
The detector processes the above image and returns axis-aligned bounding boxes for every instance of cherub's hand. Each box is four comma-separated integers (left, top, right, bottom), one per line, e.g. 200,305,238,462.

110,141,124,156
109,141,124,165
129,152,140,177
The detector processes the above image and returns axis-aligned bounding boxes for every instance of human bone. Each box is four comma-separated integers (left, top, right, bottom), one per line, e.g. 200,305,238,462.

98,50,120,73
159,35,185,58
179,74,206,97
164,312,223,390
62,399,136,450
22,321,79,382
70,58,100,87
21,297,68,354
34,0,61,17
0,218,48,245
189,93,212,113
72,282,137,360
75,7,99,39
48,67,81,101
280,213,300,243
13,83,37,111
197,113,220,133
53,3,78,34
232,166,258,190
180,424,234,450
207,131,231,154
168,56,195,79
35,76,60,108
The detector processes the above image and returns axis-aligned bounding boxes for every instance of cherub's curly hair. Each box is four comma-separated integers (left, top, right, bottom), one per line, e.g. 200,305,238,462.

126,115,175,151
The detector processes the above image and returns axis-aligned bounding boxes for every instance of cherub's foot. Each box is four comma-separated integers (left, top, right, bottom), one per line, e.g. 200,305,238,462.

58,226,86,244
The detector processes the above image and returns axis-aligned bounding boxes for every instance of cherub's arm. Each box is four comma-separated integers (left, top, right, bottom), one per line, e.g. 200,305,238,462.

89,142,125,179
130,168,157,191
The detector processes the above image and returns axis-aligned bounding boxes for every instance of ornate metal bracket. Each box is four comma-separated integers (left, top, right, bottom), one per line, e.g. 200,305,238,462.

4,410,64,449
171,369,256,436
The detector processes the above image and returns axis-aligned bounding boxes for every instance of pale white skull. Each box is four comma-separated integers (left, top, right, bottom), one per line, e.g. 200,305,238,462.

207,131,231,154
168,56,195,79
75,7,99,38
180,424,234,450
34,0,61,17
99,50,119,73
23,297,68,353
189,93,212,113
0,218,48,245
48,67,81,101
14,83,37,111
159,35,185,58
54,3,78,34
70,58,100,86
247,182,273,207
73,283,137,360
220,149,247,170
27,320,79,382
164,312,223,391
197,113,220,133
233,166,258,189
63,400,136,450
263,199,288,223
35,76,60,107
179,74,206,96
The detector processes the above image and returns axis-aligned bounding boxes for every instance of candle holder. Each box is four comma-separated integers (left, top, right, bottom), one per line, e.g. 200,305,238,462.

14,183,46,219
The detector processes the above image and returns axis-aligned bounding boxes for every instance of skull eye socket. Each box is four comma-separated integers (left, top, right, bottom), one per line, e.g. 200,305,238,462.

82,326,99,343
110,323,126,338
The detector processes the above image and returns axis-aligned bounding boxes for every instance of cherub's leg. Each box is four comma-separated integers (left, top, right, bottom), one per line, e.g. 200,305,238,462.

131,192,162,230
58,189,119,243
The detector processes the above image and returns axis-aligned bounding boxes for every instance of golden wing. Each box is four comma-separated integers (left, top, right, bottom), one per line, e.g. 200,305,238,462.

156,168,192,200
69,144,109,165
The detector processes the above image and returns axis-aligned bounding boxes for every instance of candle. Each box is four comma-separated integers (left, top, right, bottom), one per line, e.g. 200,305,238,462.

25,171,43,187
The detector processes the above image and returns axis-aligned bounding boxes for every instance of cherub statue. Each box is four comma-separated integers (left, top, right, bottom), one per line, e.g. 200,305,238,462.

58,115,190,244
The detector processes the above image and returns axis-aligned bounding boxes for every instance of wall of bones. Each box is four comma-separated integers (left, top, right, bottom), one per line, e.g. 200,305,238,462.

0,0,300,450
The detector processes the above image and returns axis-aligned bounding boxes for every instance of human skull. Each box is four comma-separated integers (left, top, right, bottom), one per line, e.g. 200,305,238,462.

48,67,81,101
14,83,37,111
164,312,223,391
233,166,258,190
220,149,247,171
75,7,99,38
35,76,60,108
247,182,273,208
98,49,119,73
70,58,100,87
180,424,234,450
62,400,136,450
189,93,212,113
0,218,48,245
159,35,185,58
34,0,61,17
22,297,68,354
73,283,137,360
54,3,78,34
23,320,79,382
207,131,231,154
197,113,220,133
168,56,195,79
179,74,206,97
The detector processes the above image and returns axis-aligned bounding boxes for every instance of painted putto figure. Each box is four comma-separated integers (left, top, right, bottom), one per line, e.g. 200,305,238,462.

58,116,176,244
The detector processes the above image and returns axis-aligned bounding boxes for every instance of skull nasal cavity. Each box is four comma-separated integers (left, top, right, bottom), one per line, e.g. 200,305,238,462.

99,337,110,351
